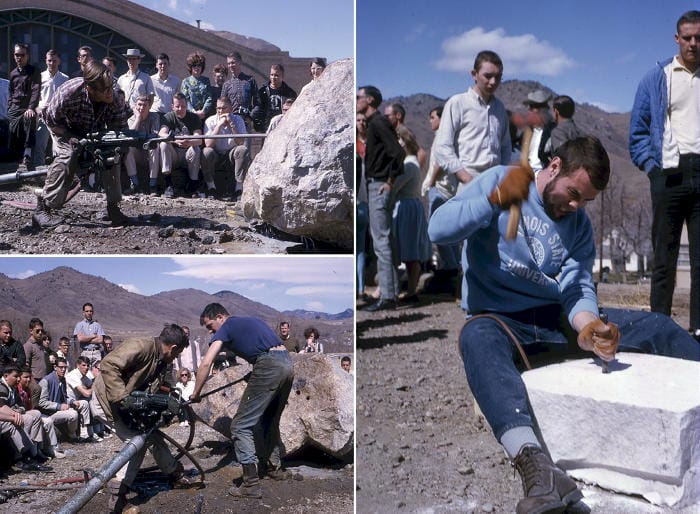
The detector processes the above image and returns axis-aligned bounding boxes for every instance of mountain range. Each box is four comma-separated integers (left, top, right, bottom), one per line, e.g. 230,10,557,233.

0,267,353,352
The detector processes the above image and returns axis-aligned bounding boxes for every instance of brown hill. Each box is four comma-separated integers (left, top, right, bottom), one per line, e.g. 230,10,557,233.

0,267,353,353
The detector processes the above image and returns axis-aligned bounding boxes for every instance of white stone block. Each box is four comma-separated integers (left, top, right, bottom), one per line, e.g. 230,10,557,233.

521,352,700,508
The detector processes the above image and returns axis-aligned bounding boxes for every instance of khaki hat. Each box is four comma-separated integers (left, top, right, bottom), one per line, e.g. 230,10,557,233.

122,48,145,58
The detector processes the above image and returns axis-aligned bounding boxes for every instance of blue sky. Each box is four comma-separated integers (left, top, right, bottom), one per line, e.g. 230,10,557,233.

357,0,698,113
0,256,354,314
130,0,354,62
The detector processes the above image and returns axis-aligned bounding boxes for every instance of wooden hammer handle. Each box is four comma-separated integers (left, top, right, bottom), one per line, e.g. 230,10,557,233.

506,204,520,240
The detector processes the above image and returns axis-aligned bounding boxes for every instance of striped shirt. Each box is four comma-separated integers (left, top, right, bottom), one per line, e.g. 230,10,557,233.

43,77,129,137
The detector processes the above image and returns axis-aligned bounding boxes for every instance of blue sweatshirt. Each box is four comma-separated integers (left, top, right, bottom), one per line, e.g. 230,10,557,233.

428,165,599,325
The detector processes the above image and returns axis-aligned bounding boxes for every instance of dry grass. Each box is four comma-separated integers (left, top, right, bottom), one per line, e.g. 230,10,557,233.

597,282,691,330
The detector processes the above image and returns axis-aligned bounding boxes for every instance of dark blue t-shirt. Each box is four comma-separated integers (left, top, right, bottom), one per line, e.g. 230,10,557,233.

211,317,280,364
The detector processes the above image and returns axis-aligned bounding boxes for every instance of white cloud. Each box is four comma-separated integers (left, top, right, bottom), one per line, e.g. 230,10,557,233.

119,283,142,294
405,24,427,43
11,269,37,279
434,27,575,77
247,282,266,291
167,257,353,287
305,301,325,311
285,285,350,297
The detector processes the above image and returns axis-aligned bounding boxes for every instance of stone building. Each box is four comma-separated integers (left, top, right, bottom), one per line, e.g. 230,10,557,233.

0,0,316,94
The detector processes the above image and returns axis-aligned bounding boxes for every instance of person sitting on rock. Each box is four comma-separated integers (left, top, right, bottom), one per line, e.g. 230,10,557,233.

428,136,700,514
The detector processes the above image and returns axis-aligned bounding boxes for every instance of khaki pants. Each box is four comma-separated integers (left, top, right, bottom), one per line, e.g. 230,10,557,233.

160,142,201,181
125,146,160,180
0,409,42,456
201,145,250,189
49,407,79,438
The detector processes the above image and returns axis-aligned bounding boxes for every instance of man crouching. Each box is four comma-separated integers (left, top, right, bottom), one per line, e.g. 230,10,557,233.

93,324,195,513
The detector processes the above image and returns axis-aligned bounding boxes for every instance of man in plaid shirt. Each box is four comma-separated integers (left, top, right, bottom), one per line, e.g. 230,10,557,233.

34,60,130,228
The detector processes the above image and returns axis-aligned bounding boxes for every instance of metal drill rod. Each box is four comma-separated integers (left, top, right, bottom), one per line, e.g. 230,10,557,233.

599,312,610,374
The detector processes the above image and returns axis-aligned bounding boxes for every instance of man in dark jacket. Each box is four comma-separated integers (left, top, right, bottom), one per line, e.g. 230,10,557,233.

0,320,26,368
8,42,41,168
252,64,296,132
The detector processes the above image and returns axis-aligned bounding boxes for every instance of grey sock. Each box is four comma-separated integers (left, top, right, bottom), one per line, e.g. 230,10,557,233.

500,426,540,459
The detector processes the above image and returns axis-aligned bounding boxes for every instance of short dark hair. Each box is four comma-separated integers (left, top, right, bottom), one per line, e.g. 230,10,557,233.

102,56,117,66
14,42,29,52
553,136,610,190
341,356,351,364
186,51,206,73
303,327,319,339
227,51,242,61
83,302,94,311
430,106,443,118
552,95,576,119
29,318,43,330
156,53,170,62
78,45,92,55
310,57,326,68
20,366,31,376
76,356,90,366
677,10,700,33
359,85,382,108
55,357,67,366
103,335,112,341
473,50,503,72
213,63,228,76
389,103,406,121
0,320,11,330
279,321,289,329
2,364,19,376
173,91,187,103
200,303,229,325
59,337,70,345
159,324,189,349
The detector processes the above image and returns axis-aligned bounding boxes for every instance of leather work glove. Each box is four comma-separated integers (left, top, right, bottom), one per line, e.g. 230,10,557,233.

488,166,534,209
577,319,620,361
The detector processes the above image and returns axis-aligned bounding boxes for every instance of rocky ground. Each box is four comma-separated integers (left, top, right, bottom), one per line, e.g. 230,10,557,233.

356,280,695,514
0,166,344,255
0,421,353,513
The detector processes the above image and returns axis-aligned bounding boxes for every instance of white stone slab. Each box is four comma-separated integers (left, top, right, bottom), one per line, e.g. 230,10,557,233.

522,352,700,508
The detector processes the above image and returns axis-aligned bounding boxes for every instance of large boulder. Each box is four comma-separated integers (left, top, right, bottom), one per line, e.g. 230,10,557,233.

242,58,354,250
190,353,354,458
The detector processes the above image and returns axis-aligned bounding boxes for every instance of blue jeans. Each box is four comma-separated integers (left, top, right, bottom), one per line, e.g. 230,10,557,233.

649,155,700,331
458,306,700,441
428,188,461,271
231,350,294,467
356,201,369,293
368,179,399,299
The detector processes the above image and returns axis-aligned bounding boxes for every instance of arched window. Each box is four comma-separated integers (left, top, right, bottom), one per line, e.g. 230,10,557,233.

0,9,154,77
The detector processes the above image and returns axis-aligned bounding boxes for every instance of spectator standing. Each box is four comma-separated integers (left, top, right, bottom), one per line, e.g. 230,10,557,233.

101,56,121,93
392,125,431,301
8,42,41,169
356,112,370,299
520,89,556,171
34,49,69,168
209,63,228,115
150,53,181,117
23,318,51,382
0,320,26,368
180,51,212,121
357,85,405,311
550,95,584,152
301,327,324,353
252,64,296,132
173,326,203,375
278,321,300,353
117,48,155,110
71,46,93,78
629,9,700,340
432,50,511,192
221,51,257,126
73,302,106,365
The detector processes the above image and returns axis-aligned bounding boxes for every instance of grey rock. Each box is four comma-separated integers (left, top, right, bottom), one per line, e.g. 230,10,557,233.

242,59,354,249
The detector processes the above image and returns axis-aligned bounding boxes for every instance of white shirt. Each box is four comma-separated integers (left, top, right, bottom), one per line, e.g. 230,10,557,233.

174,338,203,373
204,113,247,153
151,73,181,114
39,69,69,109
117,70,155,108
175,380,195,401
65,368,94,400
662,55,700,168
433,87,511,177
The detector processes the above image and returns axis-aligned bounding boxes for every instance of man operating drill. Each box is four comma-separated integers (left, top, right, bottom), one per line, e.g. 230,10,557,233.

93,324,196,513
428,136,700,514
34,59,130,228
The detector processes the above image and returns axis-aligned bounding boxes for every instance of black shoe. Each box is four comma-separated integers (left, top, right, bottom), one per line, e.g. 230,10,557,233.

164,186,175,199
107,203,128,227
32,203,64,228
13,459,53,473
22,155,35,171
513,445,581,514
123,184,138,195
402,294,420,303
363,298,398,312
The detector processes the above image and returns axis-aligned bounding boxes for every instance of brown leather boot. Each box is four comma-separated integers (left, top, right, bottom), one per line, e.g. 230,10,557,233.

228,462,262,499
168,462,201,489
106,479,129,514
513,445,582,514
32,200,63,228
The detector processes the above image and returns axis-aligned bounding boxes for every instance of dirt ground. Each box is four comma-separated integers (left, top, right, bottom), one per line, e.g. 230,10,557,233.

356,280,696,514
0,421,353,513
0,168,342,255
